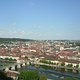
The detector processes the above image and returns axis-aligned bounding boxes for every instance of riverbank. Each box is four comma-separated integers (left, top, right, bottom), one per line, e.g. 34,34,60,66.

17,64,80,80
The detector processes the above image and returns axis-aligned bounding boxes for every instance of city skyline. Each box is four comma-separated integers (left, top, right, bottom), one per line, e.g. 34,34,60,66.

0,0,80,40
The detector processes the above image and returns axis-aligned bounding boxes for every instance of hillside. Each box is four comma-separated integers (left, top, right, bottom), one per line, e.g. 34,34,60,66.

0,38,34,44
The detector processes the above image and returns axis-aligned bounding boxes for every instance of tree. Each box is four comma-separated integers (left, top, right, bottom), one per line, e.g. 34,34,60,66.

9,67,12,70
20,64,23,68
25,56,28,59
9,58,13,61
15,65,18,71
0,70,13,80
76,64,79,68
18,70,39,80
40,74,47,80
74,64,79,74
61,63,65,66
5,58,9,60
67,64,73,72
6,77,14,80
60,63,65,72
13,59,17,61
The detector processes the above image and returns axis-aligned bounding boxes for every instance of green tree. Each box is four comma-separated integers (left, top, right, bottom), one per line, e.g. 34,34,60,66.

61,63,65,66
20,64,23,68
67,64,73,72
18,70,39,80
76,64,79,68
60,63,65,72
40,74,47,80
15,65,18,71
25,56,28,59
5,58,9,60
13,59,17,61
75,64,79,74
9,67,12,70
9,58,13,61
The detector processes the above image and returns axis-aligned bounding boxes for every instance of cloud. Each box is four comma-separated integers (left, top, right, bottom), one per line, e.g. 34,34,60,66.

0,30,54,40
0,30,38,38
27,32,33,35
6,22,16,27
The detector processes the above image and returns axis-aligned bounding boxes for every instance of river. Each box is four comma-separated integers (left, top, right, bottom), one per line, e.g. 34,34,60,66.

20,65,80,80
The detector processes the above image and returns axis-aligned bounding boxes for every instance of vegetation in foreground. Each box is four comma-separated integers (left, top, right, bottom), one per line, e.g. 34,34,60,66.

0,71,13,80
64,77,78,80
0,70,79,80
18,70,79,80
18,70,47,80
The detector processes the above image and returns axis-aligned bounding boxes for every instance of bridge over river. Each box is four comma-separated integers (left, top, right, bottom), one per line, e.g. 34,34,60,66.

0,60,80,71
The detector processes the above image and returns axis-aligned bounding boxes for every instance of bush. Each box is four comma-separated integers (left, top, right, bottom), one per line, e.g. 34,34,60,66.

18,70,39,80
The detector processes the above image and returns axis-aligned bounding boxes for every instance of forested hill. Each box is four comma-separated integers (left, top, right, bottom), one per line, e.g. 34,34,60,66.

0,38,34,43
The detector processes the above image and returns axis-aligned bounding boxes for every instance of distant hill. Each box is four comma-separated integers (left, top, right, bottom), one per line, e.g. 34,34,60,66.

0,38,34,44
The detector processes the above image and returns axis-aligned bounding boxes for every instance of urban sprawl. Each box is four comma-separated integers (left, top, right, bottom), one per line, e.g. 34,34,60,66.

0,39,80,79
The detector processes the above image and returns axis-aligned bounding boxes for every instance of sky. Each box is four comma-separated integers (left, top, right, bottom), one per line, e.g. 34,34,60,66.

0,0,80,40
